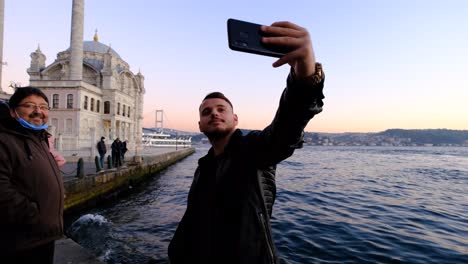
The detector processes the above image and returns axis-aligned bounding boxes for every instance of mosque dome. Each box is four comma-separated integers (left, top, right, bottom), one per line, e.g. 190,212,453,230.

84,41,121,58
66,40,121,59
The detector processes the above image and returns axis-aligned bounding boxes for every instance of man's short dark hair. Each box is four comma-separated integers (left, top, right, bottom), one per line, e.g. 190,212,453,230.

101,137,105,140
202,92,233,110
8,87,49,109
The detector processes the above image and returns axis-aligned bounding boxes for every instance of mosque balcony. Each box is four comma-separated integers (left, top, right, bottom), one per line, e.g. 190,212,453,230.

30,80,83,88
30,80,103,95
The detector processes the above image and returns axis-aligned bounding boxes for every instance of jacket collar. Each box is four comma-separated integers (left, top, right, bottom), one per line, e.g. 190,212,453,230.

0,116,48,140
198,129,243,166
223,129,243,152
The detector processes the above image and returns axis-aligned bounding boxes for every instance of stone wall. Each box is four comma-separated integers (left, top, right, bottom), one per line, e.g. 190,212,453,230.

64,147,195,215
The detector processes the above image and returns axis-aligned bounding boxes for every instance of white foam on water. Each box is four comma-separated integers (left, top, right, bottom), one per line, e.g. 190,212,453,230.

99,249,113,262
76,213,109,225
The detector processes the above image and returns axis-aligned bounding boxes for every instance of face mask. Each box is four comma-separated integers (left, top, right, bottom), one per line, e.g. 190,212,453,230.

15,110,49,130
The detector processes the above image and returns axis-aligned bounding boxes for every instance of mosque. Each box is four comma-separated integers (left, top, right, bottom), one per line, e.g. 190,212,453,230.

19,0,145,157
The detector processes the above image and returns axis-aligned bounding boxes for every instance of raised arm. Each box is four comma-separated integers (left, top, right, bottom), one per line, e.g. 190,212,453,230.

251,21,325,166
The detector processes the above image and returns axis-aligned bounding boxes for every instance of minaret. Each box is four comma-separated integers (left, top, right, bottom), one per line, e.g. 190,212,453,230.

69,0,84,81
0,0,5,92
27,45,46,80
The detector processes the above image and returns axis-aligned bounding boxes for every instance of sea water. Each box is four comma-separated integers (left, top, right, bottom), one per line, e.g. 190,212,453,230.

67,146,468,263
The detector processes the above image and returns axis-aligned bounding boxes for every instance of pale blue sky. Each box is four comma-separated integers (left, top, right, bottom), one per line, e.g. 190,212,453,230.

3,0,467,132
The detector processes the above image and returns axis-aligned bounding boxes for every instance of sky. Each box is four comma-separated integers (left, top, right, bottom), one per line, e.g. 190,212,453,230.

2,0,467,133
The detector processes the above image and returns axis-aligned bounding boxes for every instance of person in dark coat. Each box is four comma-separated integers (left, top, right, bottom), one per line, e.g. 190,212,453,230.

97,136,107,168
111,138,122,167
168,21,325,263
0,87,64,263
121,140,128,163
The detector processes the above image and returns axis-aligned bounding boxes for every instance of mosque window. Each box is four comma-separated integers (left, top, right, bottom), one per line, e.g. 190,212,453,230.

104,101,110,114
117,103,121,115
90,98,95,111
51,118,59,130
67,94,73,109
128,106,130,117
122,104,126,116
84,96,88,110
52,94,59,109
66,118,73,134
97,100,101,113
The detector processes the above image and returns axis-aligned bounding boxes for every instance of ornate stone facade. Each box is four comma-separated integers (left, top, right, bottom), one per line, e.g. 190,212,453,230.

27,35,145,157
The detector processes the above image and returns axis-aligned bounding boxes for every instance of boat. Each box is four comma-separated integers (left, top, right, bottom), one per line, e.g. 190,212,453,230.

142,128,192,148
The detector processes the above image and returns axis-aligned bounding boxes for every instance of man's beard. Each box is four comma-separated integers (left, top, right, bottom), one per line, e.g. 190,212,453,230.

203,128,231,141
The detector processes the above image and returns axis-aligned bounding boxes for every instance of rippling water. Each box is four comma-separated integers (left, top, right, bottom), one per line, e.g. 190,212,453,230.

67,146,468,263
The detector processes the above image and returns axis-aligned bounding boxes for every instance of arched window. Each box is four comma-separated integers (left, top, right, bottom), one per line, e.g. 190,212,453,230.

128,106,130,117
84,96,88,110
122,104,126,116
104,101,110,114
90,98,95,112
67,94,73,109
96,100,101,113
52,94,59,109
117,103,120,115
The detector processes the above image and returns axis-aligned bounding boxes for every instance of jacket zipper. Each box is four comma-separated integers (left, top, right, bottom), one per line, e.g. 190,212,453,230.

258,210,275,264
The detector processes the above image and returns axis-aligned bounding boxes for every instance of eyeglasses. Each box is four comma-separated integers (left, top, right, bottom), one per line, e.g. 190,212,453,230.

17,103,51,111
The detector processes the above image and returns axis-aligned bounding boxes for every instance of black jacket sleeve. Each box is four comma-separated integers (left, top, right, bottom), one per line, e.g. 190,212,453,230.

251,66,325,166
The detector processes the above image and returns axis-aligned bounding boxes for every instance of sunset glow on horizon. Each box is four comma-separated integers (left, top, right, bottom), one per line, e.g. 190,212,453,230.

3,0,467,133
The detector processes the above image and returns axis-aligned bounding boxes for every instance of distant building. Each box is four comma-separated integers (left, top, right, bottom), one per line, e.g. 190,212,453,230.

0,91,9,101
27,0,145,157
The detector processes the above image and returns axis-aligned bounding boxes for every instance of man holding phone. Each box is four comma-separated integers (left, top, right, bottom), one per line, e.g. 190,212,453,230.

169,20,325,263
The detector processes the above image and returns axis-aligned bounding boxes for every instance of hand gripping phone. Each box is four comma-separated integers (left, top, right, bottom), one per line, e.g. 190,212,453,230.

227,18,288,58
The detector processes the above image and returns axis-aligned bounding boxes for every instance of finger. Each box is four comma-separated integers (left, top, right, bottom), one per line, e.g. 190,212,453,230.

270,21,303,31
272,58,285,68
261,25,302,38
262,36,303,49
272,48,303,68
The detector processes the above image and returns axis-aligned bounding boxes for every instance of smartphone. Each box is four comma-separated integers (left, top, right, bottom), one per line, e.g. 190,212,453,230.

227,18,288,58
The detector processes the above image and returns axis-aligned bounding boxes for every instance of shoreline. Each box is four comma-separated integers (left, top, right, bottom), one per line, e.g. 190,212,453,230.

55,147,195,264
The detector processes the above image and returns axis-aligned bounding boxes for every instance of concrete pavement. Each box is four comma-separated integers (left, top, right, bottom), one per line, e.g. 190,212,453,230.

54,238,104,264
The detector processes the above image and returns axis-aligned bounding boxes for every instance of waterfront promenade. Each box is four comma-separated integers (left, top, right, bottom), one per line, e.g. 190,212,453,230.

59,147,183,179
54,146,194,264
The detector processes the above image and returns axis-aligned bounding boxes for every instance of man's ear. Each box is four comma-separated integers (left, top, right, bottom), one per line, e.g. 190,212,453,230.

234,114,238,125
198,121,202,132
9,109,17,119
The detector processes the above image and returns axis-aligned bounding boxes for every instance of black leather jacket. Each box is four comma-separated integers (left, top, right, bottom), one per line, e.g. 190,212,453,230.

169,69,325,263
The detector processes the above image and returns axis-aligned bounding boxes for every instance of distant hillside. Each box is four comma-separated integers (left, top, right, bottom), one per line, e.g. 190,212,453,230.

148,127,468,146
378,129,468,145
304,129,468,146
